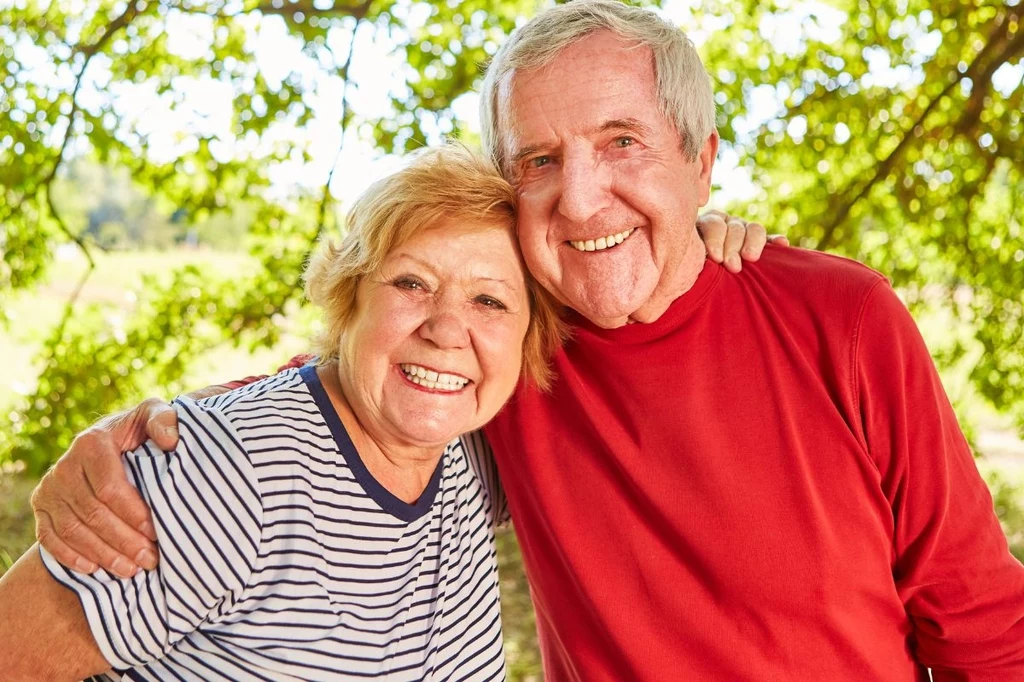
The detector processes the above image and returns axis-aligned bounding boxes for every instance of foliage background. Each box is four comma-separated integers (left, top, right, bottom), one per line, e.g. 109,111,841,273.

1,0,1023,677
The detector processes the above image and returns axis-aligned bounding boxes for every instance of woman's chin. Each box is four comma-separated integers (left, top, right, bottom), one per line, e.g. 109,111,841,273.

386,405,480,450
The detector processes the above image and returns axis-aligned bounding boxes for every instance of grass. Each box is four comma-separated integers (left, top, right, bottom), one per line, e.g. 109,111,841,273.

0,464,37,574
0,247,312,411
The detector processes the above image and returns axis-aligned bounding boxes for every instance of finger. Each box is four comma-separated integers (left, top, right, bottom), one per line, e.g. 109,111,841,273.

723,220,746,273
768,234,790,247
78,473,159,570
142,399,180,451
80,433,159,545
739,222,769,261
43,499,140,578
35,509,98,574
37,463,151,573
696,213,727,263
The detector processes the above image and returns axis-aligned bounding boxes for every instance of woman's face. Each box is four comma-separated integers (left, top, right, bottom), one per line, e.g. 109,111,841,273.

340,219,531,452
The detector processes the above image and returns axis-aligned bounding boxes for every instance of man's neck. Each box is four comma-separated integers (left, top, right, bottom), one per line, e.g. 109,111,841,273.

627,232,708,326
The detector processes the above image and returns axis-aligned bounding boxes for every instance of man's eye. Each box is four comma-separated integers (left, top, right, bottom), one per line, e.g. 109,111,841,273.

614,137,636,148
475,295,508,311
530,156,551,168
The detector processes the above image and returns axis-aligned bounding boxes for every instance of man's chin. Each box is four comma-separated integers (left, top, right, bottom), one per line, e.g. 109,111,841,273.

568,296,645,329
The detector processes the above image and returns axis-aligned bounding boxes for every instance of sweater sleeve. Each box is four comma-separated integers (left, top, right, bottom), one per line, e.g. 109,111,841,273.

854,281,1024,680
40,396,263,670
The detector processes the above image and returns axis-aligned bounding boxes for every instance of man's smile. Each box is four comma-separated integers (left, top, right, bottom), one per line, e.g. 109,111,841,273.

566,227,638,252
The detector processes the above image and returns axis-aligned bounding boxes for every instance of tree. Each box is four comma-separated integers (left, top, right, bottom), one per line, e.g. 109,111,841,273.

6,0,1020,470
0,0,540,473
2,0,1023,675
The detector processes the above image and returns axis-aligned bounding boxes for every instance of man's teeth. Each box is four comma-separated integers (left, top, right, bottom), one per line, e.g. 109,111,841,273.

400,364,469,391
569,227,637,252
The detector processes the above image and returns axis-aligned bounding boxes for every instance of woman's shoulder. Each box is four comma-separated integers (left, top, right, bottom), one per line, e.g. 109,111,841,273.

198,366,311,413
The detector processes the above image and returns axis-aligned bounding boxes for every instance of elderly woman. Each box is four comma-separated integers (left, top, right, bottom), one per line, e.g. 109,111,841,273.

0,144,565,680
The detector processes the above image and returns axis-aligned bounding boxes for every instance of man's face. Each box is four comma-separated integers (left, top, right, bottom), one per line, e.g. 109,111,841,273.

503,30,719,328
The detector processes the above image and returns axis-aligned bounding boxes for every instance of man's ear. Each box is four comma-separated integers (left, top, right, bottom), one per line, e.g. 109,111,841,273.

697,130,720,205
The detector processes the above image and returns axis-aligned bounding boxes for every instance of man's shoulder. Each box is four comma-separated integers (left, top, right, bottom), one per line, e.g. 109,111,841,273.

756,245,885,285
747,246,888,308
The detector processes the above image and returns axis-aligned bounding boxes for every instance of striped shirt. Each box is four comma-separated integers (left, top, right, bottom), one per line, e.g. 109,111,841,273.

42,366,508,681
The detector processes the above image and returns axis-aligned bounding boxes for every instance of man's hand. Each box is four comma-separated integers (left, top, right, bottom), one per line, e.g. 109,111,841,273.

32,393,206,578
697,210,790,273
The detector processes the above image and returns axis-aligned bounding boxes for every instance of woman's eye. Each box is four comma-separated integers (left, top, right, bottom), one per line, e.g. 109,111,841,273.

393,277,425,291
475,295,508,311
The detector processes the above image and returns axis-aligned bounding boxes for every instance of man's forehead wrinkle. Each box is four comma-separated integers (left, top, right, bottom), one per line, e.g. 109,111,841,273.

503,35,661,165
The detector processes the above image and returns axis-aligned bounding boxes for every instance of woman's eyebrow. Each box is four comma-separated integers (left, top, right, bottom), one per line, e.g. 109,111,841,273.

388,253,439,273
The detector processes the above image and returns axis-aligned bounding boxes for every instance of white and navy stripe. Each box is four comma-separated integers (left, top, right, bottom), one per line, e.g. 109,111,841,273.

43,366,507,681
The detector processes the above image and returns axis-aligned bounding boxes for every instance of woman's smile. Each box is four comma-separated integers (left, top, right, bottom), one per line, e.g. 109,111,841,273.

398,363,472,392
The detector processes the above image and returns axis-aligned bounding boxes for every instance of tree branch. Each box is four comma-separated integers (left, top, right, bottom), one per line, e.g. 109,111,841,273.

43,187,96,350
76,1,146,59
174,0,373,21
953,24,1024,139
256,0,373,21
314,19,361,245
34,0,148,345
42,0,148,204
959,150,1000,269
815,9,1024,251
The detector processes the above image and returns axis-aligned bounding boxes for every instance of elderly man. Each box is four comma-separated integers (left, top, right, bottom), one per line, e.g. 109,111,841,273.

28,1,1024,680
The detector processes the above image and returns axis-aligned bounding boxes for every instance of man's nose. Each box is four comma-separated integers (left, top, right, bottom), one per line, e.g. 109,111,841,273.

419,303,471,350
558,155,610,225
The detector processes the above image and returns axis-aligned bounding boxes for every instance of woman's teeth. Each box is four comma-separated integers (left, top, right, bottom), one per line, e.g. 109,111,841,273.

569,227,637,252
400,364,469,391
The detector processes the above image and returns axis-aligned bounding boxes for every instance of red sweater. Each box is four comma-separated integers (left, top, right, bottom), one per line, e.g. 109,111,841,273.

484,248,1024,681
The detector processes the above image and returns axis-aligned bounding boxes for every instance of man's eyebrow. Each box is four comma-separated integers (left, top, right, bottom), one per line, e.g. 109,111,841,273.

600,117,652,137
511,144,545,165
509,118,650,165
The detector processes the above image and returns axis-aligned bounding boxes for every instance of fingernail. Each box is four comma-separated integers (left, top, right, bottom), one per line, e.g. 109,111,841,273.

727,255,740,270
75,558,97,573
111,556,137,579
139,521,156,540
135,549,157,570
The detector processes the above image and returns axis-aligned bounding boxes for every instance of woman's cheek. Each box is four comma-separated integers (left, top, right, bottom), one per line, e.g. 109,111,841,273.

479,318,528,379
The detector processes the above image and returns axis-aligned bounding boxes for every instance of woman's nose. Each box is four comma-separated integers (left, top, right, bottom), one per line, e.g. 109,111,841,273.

419,307,471,350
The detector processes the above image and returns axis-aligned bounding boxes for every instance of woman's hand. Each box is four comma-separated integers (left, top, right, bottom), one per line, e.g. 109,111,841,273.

31,398,180,578
697,210,790,272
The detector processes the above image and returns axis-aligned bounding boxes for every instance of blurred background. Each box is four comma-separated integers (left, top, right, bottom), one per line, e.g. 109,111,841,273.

1,0,1022,677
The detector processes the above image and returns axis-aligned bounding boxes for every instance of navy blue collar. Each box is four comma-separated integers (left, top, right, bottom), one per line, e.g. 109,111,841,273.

299,364,443,523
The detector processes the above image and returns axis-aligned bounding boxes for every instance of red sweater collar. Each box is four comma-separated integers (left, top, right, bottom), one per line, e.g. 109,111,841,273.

566,257,724,344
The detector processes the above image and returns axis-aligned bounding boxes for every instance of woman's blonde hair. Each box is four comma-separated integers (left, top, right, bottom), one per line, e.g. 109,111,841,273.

304,143,566,391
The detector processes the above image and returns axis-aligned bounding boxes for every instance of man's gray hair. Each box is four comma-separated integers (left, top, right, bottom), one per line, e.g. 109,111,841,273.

479,0,716,175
